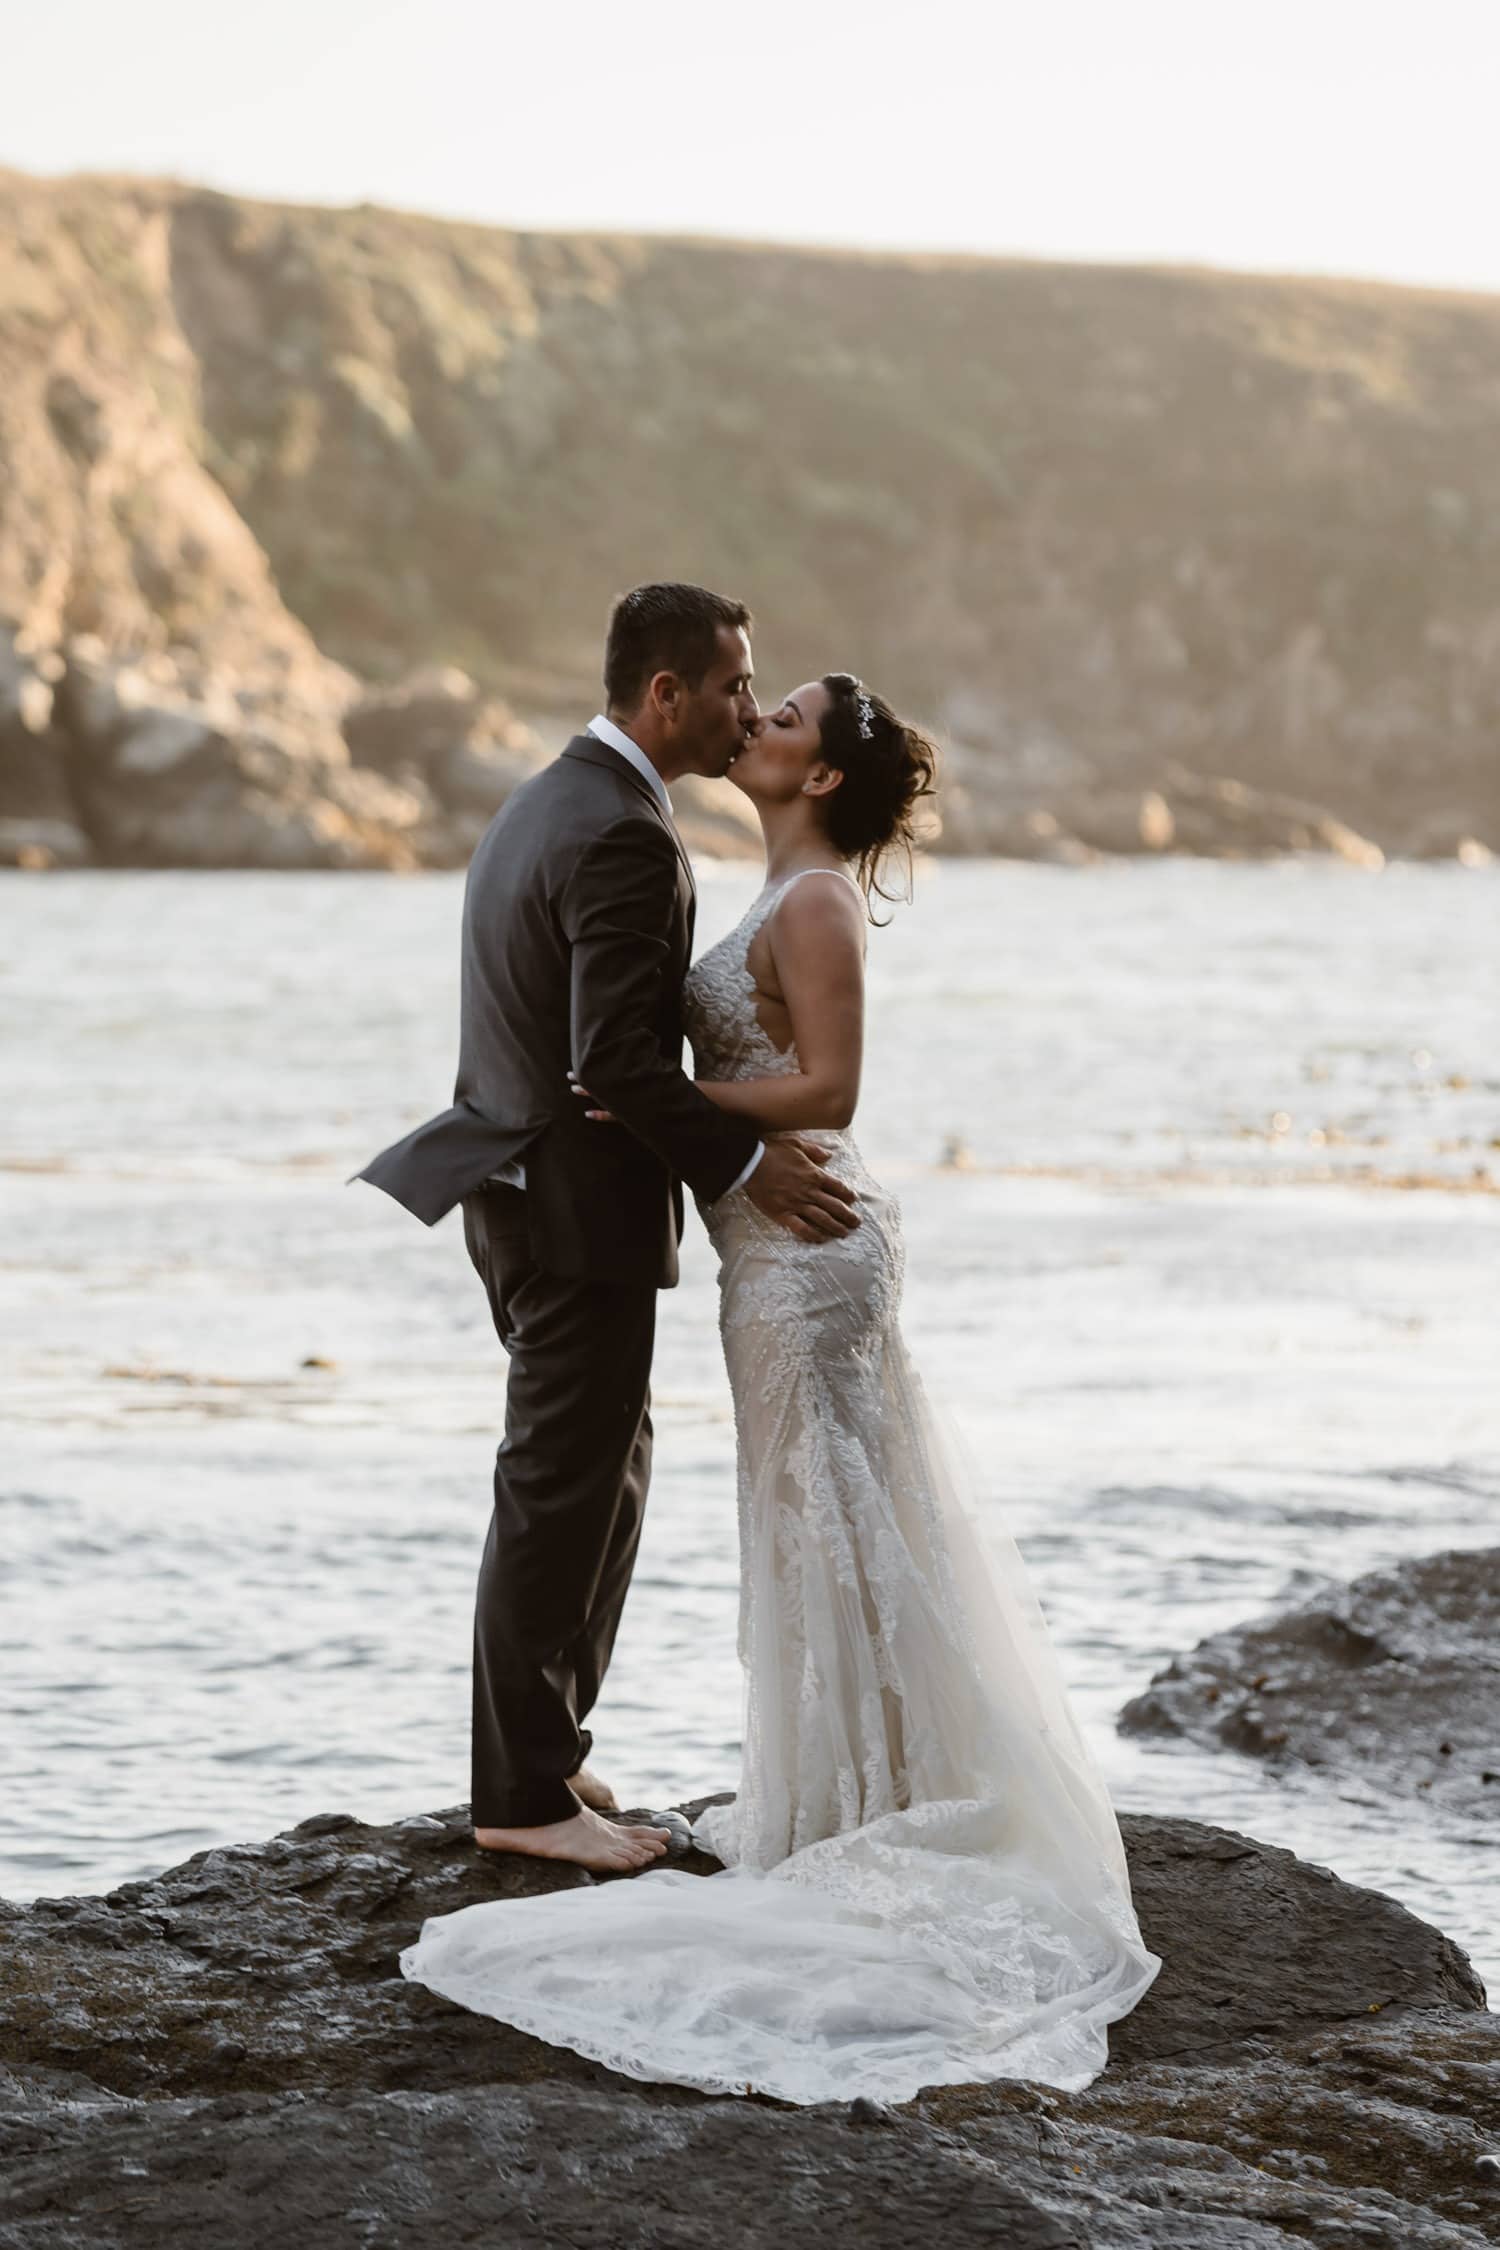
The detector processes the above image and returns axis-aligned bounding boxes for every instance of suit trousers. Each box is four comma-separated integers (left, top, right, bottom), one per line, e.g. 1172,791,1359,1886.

461,1183,658,1826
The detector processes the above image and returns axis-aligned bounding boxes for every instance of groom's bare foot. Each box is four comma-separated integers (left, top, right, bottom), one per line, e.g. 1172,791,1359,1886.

565,1762,619,1813
473,1801,670,1873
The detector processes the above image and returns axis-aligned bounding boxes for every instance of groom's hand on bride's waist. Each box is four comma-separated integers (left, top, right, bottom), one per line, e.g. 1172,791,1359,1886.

568,1074,856,1242
744,1137,860,1241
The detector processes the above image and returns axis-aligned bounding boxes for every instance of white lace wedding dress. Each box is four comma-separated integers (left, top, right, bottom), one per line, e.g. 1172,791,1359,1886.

401,869,1161,2104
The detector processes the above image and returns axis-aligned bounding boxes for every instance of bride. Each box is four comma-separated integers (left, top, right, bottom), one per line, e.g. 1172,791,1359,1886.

401,673,1160,2104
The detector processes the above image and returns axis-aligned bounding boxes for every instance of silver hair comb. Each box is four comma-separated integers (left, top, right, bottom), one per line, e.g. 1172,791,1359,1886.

853,688,875,741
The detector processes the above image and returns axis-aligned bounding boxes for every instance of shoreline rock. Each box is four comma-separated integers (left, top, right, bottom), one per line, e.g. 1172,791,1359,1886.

7,618,1484,875
3,624,1492,875
2,1799,1494,2245
1119,1546,1500,1825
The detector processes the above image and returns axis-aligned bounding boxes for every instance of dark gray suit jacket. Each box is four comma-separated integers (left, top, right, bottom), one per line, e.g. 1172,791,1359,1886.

350,734,759,1286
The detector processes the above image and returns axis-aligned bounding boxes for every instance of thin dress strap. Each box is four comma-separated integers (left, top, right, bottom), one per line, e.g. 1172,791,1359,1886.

769,866,863,908
761,865,867,959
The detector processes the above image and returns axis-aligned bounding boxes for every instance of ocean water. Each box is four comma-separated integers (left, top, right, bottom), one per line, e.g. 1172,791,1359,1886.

2,858,1496,1985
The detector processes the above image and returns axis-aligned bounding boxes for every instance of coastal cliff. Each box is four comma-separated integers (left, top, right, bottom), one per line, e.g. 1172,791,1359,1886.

2,1801,1496,2245
3,166,1499,870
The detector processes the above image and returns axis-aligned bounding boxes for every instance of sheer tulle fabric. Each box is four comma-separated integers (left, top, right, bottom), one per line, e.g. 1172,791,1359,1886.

401,872,1160,2103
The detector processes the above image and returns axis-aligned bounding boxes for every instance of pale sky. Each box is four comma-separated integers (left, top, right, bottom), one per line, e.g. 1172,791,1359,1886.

6,0,1500,295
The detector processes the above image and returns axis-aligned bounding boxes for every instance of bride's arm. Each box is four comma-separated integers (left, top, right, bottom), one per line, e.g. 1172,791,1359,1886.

691,1071,847,1131
695,876,866,1132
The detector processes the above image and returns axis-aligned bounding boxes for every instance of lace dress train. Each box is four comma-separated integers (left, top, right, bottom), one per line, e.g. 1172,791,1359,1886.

400,871,1160,2103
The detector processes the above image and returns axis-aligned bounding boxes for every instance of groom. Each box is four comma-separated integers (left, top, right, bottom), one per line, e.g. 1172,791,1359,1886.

353,583,859,1871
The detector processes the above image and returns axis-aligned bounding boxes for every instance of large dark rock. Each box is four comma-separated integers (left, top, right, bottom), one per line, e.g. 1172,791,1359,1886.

1107,1815,1484,2061
1119,1546,1500,1824
1,1801,1494,2246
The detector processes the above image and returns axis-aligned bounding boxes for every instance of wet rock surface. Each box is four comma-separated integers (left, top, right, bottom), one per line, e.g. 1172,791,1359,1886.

1119,1547,1500,1824
1,1801,1494,2247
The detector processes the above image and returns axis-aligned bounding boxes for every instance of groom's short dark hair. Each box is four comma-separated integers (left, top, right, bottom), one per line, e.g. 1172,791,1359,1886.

604,582,753,713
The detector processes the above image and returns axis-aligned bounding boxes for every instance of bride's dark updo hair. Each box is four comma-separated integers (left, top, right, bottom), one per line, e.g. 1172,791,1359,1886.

816,673,939,918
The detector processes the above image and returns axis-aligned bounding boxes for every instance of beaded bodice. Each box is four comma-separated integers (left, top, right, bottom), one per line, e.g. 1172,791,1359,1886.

681,868,876,1251
682,875,822,1087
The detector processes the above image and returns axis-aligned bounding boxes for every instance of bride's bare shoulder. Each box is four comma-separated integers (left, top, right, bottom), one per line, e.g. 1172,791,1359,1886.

767,868,868,954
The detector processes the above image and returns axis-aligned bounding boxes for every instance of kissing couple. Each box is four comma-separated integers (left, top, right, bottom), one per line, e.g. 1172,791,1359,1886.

354,581,1159,2103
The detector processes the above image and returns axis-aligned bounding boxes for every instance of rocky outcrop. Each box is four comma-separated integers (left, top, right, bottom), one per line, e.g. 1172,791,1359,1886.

0,621,555,869
54,632,403,871
0,622,763,869
3,166,1499,868
1119,1547,1500,1825
2,1800,1495,2246
938,751,1394,867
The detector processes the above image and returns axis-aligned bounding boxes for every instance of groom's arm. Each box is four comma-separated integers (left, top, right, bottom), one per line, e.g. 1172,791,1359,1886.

561,816,761,1201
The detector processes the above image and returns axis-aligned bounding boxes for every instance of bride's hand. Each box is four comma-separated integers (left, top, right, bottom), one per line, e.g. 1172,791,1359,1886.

568,1070,618,1124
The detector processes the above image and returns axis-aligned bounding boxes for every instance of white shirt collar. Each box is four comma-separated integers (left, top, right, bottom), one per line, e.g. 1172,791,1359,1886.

587,714,672,815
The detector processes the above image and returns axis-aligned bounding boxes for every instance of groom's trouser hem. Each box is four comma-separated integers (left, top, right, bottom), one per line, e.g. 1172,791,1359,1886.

462,1187,657,1833
471,1777,582,1829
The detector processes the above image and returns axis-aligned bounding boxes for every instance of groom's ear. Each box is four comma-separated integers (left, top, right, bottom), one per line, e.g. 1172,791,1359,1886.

648,668,683,727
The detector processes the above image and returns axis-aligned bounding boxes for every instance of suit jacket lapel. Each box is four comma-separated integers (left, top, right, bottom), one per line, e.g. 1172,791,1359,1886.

561,735,697,904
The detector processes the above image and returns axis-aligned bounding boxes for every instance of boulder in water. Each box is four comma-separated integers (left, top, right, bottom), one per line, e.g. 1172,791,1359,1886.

1119,1545,1500,1824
